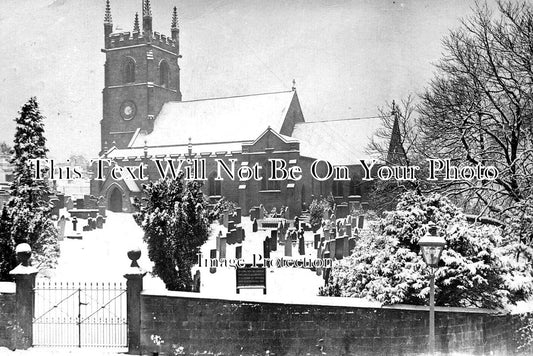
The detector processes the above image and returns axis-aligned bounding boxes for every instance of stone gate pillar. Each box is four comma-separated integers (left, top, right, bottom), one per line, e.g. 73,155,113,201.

9,243,38,350
124,248,146,354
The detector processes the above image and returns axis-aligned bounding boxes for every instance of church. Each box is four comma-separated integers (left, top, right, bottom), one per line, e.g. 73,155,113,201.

91,0,398,216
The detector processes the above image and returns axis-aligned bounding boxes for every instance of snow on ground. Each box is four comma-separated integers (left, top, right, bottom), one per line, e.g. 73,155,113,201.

41,210,326,300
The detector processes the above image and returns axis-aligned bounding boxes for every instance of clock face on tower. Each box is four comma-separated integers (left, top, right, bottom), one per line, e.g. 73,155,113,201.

119,100,137,121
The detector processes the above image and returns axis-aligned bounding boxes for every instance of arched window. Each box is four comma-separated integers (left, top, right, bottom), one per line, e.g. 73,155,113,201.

332,180,344,197
123,58,135,83
349,175,362,196
261,162,281,191
159,61,170,88
208,172,222,196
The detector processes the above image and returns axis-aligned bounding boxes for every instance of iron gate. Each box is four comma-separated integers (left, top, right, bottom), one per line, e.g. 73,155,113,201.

33,281,127,348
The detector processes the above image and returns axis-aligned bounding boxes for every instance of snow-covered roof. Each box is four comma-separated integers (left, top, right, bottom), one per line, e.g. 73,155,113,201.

107,141,245,159
291,118,385,165
129,91,296,148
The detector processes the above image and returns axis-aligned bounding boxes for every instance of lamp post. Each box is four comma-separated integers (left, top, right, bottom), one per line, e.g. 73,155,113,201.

418,223,446,355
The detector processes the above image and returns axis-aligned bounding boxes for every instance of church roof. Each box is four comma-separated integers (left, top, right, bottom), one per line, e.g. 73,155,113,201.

129,90,297,148
291,117,384,165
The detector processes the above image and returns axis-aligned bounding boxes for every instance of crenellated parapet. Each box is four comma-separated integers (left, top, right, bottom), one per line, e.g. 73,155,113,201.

107,31,178,53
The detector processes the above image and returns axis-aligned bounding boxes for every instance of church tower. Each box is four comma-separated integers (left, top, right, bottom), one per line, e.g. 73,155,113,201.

100,0,182,153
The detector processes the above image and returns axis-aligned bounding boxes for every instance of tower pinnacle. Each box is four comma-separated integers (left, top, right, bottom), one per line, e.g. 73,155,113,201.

143,0,152,18
142,0,153,36
133,12,140,33
171,6,179,29
104,0,112,24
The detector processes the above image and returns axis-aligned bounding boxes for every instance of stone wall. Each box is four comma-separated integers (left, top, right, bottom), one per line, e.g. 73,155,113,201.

140,291,527,356
0,283,16,349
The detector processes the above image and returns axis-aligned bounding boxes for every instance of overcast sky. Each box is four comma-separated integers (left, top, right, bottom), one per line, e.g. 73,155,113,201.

0,0,491,161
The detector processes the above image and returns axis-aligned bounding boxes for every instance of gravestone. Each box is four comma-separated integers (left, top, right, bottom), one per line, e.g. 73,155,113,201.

235,227,244,244
345,224,352,238
290,229,298,242
263,237,270,259
322,251,331,284
96,215,104,229
193,270,201,292
65,196,74,211
335,237,345,259
316,242,323,276
210,249,217,274
284,206,290,220
219,236,227,259
259,204,265,219
50,199,60,218
250,207,259,221
298,234,305,255
348,237,356,256
342,235,350,257
328,239,336,259
235,246,242,260
252,218,258,232
234,207,242,224
56,193,65,209
72,216,78,231
98,206,106,218
314,234,321,249
57,216,66,241
323,228,330,240
216,231,222,251
223,211,229,228
270,230,278,251
294,216,300,230
227,229,236,245
284,238,292,257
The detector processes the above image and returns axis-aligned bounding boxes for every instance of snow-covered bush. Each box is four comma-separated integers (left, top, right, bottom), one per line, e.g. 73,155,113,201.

320,192,533,309
134,175,211,291
309,198,329,232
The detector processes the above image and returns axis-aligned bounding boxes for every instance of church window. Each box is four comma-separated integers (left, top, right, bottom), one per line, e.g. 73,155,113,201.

123,58,135,83
332,180,344,197
160,61,170,88
349,175,362,196
261,162,281,191
208,172,222,196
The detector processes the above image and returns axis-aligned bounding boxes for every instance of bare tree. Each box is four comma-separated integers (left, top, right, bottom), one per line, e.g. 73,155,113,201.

417,0,533,221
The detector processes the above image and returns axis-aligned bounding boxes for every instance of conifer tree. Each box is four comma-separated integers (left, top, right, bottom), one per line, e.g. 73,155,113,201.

0,97,59,279
134,174,211,291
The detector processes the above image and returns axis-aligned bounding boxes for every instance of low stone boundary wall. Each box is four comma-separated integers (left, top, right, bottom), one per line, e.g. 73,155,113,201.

139,291,526,355
0,282,16,349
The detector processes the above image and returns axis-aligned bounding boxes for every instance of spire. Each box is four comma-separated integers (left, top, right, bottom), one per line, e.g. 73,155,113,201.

133,12,140,33
104,0,112,24
292,79,296,91
143,0,152,18
171,6,178,29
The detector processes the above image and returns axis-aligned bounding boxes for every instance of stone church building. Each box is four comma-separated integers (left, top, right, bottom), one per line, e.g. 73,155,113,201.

91,0,398,216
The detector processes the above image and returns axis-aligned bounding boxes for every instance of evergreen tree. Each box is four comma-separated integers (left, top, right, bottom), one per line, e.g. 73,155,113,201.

134,175,211,291
320,192,533,309
0,207,15,280
0,97,59,279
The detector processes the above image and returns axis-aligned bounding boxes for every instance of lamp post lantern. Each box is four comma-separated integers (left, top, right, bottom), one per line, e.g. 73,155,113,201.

418,222,446,355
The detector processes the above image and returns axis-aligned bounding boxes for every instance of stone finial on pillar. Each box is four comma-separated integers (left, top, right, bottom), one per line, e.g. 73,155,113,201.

9,243,38,350
124,247,146,354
